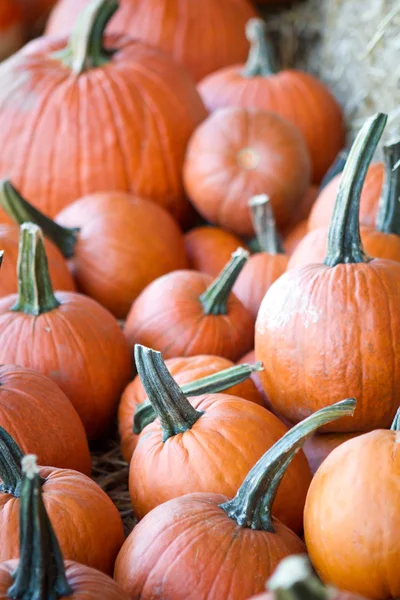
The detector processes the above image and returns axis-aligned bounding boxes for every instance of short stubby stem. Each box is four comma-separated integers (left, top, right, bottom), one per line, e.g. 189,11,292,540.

249,195,284,255
242,18,279,78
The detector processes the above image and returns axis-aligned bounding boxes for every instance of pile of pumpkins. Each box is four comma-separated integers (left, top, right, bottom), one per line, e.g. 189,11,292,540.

0,0,397,599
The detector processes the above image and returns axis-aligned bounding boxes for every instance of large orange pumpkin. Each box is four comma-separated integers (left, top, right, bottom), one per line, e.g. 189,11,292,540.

184,226,246,278
198,18,344,183
0,0,24,61
184,106,311,236
115,399,355,600
0,182,187,319
125,248,254,361
0,429,124,575
0,0,206,223
255,113,400,432
0,223,132,439
46,0,257,83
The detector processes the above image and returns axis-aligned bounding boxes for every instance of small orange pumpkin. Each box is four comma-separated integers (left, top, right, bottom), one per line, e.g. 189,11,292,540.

184,226,246,278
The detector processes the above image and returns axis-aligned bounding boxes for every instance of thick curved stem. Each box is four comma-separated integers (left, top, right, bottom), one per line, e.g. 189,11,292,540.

242,18,278,77
376,141,400,234
134,345,204,443
12,224,60,316
319,149,349,191
267,555,330,600
8,455,72,600
200,248,249,315
220,398,356,532
249,195,284,255
133,361,263,434
0,180,79,258
324,113,387,267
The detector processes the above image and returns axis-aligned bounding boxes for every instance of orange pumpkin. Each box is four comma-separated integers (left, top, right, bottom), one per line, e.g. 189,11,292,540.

198,18,344,183
0,0,24,61
283,220,308,255
46,0,257,82
125,248,254,361
255,114,400,432
0,429,124,575
238,349,269,406
115,399,355,600
233,195,288,319
0,0,206,222
118,354,264,462
0,454,129,599
0,223,132,439
0,182,187,319
303,432,360,475
281,185,319,254
184,226,246,277
184,106,311,236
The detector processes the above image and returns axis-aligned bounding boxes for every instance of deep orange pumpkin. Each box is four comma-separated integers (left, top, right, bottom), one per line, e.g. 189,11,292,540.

0,183,187,319
0,0,24,61
0,0,206,223
125,248,254,361
46,0,257,82
0,223,132,439
184,226,246,278
256,114,400,432
198,19,344,183
115,399,355,600
184,106,311,236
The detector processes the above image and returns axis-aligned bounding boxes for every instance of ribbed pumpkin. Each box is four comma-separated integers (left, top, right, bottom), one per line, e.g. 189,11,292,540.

0,223,132,439
0,455,130,600
115,399,355,600
184,226,245,278
184,106,311,236
198,19,344,183
0,182,187,319
256,113,400,432
0,0,24,61
0,0,206,223
125,248,254,361
118,355,264,462
233,195,288,319
46,0,257,82
0,430,124,575
303,432,360,475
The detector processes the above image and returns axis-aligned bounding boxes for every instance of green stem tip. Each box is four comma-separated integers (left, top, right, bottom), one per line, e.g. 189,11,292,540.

390,407,400,431
242,18,279,77
376,140,400,235
267,555,329,600
249,195,284,255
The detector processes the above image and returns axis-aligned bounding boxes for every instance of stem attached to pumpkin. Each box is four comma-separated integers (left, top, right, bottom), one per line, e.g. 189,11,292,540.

0,427,24,497
55,0,118,74
390,408,400,431
133,361,263,434
0,180,79,258
242,18,279,77
7,455,72,600
376,141,400,234
200,248,249,315
220,398,356,532
319,149,349,191
11,223,60,316
249,195,284,255
267,555,329,600
324,113,387,267
135,345,204,442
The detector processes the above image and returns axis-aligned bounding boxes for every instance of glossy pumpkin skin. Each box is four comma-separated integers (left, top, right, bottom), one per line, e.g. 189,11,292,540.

0,35,206,223
0,466,124,575
56,193,187,319
184,226,245,277
118,354,265,462
0,365,91,475
255,260,400,432
46,0,257,82
308,163,384,231
0,559,130,599
129,393,312,532
198,70,344,183
125,269,254,361
115,492,305,600
0,293,132,439
304,430,400,598
303,432,360,475
0,0,24,61
0,224,75,297
183,107,311,236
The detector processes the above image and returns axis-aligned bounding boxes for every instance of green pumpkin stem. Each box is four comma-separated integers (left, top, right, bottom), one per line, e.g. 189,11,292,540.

0,427,25,497
55,0,118,74
200,248,249,315
375,141,400,234
242,18,279,77
133,361,263,434
319,149,349,191
7,455,72,600
0,180,78,258
324,113,387,267
249,195,284,255
0,250,3,267
134,345,204,442
267,555,329,600
220,398,356,532
390,408,400,431
12,223,60,316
